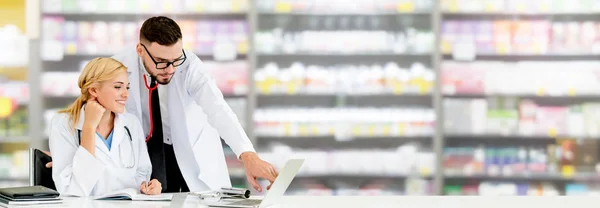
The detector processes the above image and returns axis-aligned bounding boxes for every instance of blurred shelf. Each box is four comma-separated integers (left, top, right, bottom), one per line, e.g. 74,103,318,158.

0,177,28,181
42,53,247,72
444,94,600,99
258,52,430,57
44,94,249,106
444,172,600,182
442,54,600,61
43,12,247,20
443,11,600,17
256,93,432,108
257,93,431,97
258,53,432,66
444,134,598,146
256,135,431,149
445,134,597,140
258,11,431,15
0,136,30,143
224,94,248,99
292,173,433,179
44,95,77,109
43,53,247,62
444,93,600,106
198,54,248,62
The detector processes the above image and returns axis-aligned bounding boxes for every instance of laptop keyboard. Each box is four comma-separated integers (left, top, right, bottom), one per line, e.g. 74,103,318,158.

228,199,262,206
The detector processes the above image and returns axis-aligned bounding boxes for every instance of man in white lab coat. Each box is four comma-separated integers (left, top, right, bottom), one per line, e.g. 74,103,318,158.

47,16,278,193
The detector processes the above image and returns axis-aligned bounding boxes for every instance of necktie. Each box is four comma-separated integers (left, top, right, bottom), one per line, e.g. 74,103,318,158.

147,77,167,191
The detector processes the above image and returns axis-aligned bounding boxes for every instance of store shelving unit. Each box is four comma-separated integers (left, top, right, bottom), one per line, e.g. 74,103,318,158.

17,0,600,195
439,0,600,196
0,1,33,188
250,0,438,196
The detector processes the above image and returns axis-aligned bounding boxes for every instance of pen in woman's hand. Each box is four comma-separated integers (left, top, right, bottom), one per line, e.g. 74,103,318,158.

140,181,148,194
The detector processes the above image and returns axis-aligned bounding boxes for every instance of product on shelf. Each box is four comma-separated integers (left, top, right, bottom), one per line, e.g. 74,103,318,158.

42,60,247,97
258,143,435,178
280,178,430,196
0,106,28,138
255,28,434,54
444,97,600,137
444,139,600,178
254,107,435,138
256,0,434,13
42,72,80,97
442,0,600,14
41,17,248,60
444,182,560,196
205,61,248,95
255,62,434,95
442,19,600,55
565,183,600,195
0,25,29,68
42,0,248,14
0,82,29,105
0,150,28,181
442,61,600,96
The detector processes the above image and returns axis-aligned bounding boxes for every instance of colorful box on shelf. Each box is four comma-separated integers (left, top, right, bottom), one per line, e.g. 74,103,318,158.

0,151,28,182
442,0,600,14
444,97,600,137
41,17,249,61
0,107,28,138
255,29,434,55
205,61,248,95
0,82,29,105
444,139,600,179
442,61,600,96
442,19,600,55
258,143,435,178
42,72,79,97
257,0,433,13
254,108,435,138
255,62,434,96
444,182,561,196
43,0,248,14
0,25,29,68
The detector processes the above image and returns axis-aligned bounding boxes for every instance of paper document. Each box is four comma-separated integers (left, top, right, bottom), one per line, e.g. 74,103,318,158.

93,188,173,201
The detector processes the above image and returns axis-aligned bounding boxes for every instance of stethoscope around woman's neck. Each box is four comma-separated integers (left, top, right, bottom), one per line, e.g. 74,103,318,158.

143,75,158,142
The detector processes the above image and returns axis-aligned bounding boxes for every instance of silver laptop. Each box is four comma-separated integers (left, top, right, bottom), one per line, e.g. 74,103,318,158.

206,159,304,208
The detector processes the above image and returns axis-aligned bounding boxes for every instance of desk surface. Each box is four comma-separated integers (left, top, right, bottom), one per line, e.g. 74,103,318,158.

29,194,594,208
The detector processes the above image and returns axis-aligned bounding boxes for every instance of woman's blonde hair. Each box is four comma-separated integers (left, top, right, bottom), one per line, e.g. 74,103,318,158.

59,57,128,131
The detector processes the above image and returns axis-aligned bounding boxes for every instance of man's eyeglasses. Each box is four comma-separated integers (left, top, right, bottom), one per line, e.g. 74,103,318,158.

140,43,186,70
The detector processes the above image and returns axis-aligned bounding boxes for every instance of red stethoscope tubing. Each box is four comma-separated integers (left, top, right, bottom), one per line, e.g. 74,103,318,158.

144,76,158,142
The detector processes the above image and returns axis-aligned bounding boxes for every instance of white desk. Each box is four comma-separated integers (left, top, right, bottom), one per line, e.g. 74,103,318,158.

33,194,594,208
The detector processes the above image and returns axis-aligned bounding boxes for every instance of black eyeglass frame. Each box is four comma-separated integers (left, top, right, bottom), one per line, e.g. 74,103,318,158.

140,43,187,70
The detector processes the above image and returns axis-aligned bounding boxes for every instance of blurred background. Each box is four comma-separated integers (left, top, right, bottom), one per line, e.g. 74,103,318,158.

2,0,600,196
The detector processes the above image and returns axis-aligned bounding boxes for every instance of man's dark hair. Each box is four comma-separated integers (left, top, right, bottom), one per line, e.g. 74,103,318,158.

140,16,182,46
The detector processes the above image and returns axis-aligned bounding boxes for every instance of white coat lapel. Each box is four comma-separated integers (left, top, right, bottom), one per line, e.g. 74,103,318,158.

124,53,143,121
167,72,185,146
109,113,125,164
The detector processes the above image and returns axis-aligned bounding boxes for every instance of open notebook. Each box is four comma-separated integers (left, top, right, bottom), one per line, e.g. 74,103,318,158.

93,188,173,201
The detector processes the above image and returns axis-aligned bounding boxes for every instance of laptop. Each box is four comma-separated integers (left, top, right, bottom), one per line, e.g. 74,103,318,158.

206,159,304,208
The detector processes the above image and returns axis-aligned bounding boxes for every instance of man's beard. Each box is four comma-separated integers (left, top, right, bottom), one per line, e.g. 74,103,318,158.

155,74,174,85
143,62,174,85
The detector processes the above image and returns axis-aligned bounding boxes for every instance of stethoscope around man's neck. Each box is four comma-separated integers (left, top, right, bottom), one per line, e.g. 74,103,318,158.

143,75,158,142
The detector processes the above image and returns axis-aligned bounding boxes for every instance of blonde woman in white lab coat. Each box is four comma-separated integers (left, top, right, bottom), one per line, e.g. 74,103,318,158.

48,57,162,196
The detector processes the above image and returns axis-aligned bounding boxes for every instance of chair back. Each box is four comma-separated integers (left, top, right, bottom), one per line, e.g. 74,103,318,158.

29,148,56,190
